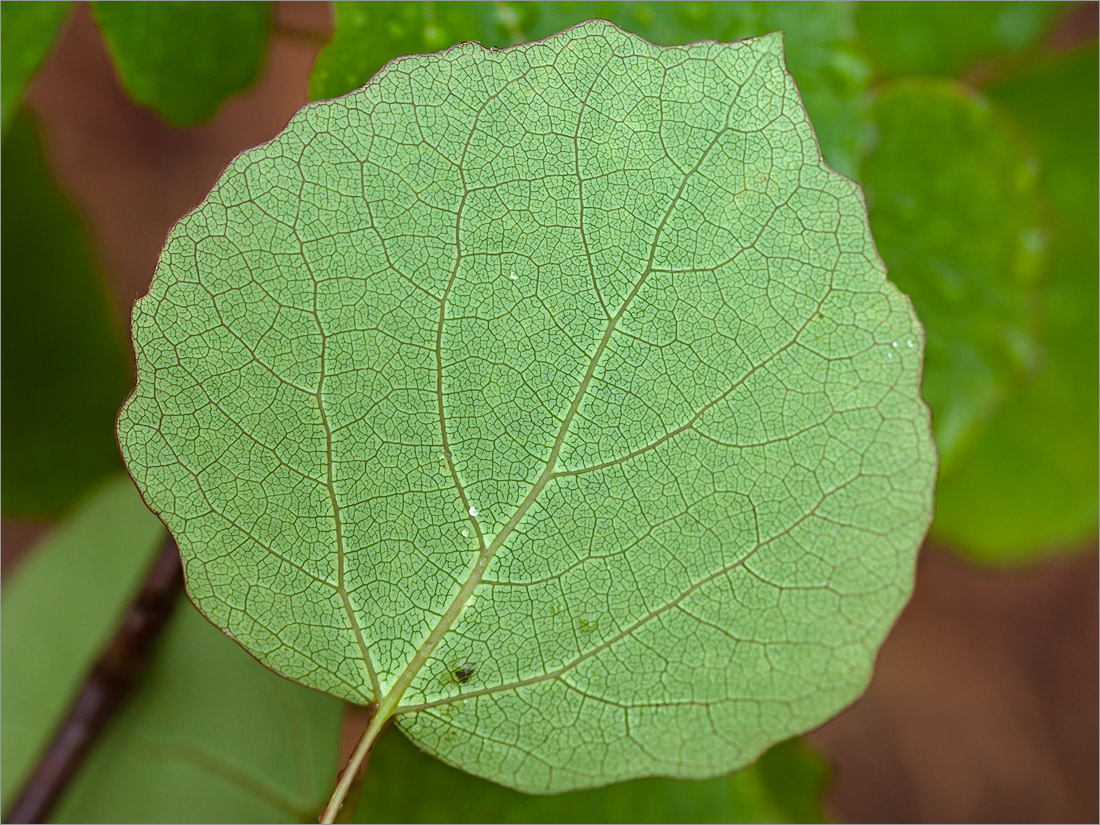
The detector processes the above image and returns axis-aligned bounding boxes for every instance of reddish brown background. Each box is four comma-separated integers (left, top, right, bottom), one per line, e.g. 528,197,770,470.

5,4,1097,822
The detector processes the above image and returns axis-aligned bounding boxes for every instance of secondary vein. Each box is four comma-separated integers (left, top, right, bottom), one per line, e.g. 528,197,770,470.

368,108,741,719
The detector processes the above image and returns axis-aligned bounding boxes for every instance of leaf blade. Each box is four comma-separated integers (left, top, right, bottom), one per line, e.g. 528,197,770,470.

120,21,935,792
309,2,870,175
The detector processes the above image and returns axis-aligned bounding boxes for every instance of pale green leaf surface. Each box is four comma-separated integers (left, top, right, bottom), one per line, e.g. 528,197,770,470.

355,728,828,823
0,477,164,808
860,80,1044,466
933,47,1099,560
856,1,1065,79
0,1,72,132
310,2,870,175
90,1,270,126
119,22,935,792
52,600,344,823
2,111,131,518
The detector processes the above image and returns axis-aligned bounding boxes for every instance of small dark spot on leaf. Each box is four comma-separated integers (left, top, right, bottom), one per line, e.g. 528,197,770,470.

453,662,475,684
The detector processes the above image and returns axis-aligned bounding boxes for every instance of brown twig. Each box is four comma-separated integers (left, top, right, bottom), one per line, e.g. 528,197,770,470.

3,539,184,824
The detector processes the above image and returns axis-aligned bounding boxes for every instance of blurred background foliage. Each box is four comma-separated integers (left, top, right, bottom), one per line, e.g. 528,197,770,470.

2,3,1096,823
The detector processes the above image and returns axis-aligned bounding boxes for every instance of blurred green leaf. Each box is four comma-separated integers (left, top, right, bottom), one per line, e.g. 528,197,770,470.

310,1,870,174
0,1,72,132
1,111,131,518
856,1,1064,79
1,476,165,807
933,47,1099,561
52,600,345,823
860,79,1045,466
0,473,342,823
355,728,828,823
90,1,271,126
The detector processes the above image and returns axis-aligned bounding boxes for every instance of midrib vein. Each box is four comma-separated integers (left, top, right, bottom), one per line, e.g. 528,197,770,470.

370,122,733,720
394,302,836,714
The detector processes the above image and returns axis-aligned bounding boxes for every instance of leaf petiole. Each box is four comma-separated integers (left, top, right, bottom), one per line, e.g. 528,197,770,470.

320,704,387,824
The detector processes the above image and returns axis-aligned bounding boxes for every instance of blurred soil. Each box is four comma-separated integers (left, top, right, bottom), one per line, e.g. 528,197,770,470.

4,4,1097,822
809,546,1098,823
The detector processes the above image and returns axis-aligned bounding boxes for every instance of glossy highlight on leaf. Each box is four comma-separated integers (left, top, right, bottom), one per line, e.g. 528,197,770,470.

119,21,935,792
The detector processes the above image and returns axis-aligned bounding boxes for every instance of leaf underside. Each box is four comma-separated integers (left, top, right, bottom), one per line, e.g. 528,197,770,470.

309,2,871,177
118,21,935,793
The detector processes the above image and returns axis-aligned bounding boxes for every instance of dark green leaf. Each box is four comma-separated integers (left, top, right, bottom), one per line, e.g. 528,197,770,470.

933,47,1100,560
860,79,1045,466
90,1,271,126
0,1,72,132
355,728,828,823
1,111,131,518
856,1,1065,79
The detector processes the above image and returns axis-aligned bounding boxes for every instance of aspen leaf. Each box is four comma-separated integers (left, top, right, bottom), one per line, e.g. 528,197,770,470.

118,22,935,792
